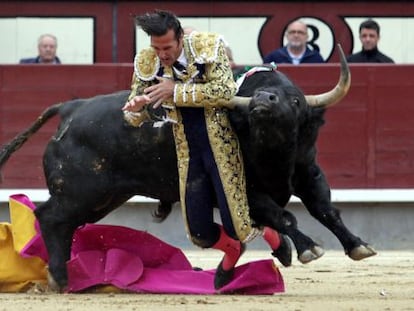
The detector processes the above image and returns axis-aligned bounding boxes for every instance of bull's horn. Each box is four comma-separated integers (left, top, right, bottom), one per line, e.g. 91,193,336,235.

199,96,251,109
305,44,351,108
222,96,252,109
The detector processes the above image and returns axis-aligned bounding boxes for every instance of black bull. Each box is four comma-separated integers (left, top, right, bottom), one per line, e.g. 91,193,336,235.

0,47,376,290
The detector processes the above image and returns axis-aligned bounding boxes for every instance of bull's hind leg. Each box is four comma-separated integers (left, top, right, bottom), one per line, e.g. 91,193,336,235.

34,192,130,291
34,198,79,291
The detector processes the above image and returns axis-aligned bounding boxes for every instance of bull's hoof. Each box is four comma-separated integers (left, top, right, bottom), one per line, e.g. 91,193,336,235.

348,245,377,261
271,234,292,267
298,245,325,264
47,268,66,293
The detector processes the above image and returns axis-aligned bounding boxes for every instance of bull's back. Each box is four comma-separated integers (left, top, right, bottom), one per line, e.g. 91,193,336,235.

43,91,179,201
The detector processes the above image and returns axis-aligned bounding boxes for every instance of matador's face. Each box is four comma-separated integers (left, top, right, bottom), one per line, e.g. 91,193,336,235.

151,29,183,67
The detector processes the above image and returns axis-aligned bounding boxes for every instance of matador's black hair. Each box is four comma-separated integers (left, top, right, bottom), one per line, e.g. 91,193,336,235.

136,9,183,41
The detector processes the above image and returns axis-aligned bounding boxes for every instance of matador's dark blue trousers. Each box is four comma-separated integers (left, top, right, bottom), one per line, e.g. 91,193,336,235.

180,107,237,247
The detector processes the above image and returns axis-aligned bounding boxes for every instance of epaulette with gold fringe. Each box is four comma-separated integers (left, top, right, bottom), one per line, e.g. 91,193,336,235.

187,32,224,64
134,48,160,81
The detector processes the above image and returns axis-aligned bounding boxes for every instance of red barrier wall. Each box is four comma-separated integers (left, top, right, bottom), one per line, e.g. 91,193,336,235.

1,64,414,189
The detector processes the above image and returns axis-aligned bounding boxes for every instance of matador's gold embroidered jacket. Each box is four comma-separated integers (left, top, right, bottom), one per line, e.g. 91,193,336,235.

125,32,258,243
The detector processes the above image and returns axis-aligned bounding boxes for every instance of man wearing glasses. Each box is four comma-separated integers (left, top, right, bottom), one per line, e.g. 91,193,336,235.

263,19,324,65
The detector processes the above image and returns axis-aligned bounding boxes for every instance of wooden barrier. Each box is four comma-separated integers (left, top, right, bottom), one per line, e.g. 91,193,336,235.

1,64,414,191
2,189,414,204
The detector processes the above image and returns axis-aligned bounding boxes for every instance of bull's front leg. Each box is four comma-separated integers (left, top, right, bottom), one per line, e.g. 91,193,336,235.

247,190,324,264
34,199,76,291
294,164,377,261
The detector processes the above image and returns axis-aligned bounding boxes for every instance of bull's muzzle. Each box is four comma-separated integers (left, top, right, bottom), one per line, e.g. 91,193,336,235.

249,91,279,112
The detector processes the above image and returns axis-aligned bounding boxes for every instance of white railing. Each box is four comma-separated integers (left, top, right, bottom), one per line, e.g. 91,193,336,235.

1,189,414,204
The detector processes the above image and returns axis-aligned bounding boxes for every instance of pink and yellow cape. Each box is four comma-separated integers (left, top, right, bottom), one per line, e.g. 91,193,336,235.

0,194,284,294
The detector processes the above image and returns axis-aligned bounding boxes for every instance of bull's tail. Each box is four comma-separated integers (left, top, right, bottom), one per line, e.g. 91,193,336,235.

0,103,63,174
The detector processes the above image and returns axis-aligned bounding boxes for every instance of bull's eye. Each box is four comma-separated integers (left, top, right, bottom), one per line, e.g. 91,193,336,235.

292,97,300,106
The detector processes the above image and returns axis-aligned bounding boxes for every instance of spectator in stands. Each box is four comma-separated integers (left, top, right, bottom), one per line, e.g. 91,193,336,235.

263,19,324,65
347,19,394,63
19,34,61,64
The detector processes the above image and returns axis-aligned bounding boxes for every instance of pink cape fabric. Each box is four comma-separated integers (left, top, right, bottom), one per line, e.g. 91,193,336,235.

16,194,284,294
13,194,49,262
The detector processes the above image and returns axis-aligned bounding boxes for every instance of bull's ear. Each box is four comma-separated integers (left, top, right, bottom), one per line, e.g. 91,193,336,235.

305,44,351,108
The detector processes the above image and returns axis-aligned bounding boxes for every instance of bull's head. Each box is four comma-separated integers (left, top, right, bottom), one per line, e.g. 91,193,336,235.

228,44,351,109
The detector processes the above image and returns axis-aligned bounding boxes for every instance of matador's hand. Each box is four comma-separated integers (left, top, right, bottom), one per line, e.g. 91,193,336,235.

122,95,151,112
144,77,175,108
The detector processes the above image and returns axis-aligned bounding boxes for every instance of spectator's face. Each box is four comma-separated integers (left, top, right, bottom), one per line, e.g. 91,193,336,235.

38,36,57,63
285,22,308,49
151,29,183,67
359,28,379,51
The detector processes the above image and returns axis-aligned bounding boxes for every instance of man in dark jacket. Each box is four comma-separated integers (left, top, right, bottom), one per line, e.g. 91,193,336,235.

19,34,61,64
347,19,394,63
263,19,324,65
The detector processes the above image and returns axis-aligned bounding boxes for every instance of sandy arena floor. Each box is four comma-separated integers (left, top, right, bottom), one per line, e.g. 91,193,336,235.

1,250,413,311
